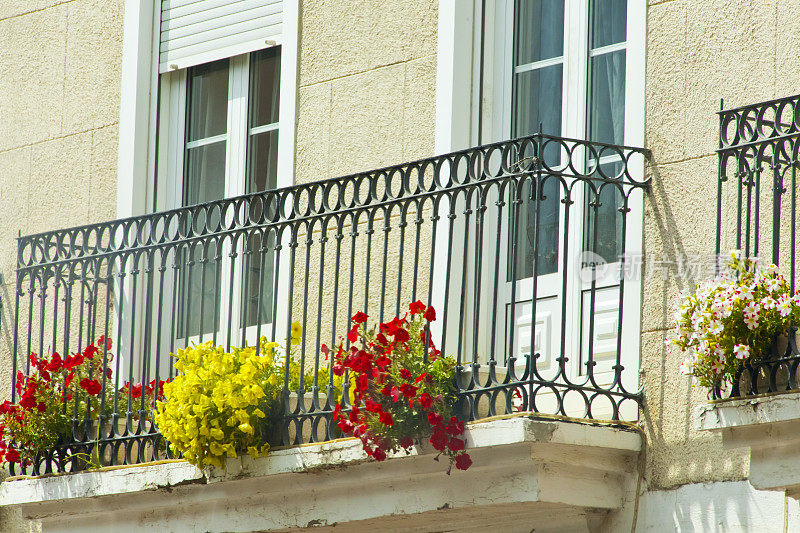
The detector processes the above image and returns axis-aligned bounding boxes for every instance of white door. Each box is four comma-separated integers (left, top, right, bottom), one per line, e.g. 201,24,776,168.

479,0,642,405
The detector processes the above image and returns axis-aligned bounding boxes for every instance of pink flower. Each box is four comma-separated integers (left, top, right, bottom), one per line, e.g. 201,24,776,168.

733,344,750,361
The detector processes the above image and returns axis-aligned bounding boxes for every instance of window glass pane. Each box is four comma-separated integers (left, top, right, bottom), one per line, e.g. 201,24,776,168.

180,141,226,338
585,47,626,262
243,48,281,328
584,160,624,263
513,65,562,139
515,0,565,65
588,50,626,145
590,0,627,49
510,65,562,280
249,48,281,128
186,59,229,141
247,130,279,193
184,142,227,205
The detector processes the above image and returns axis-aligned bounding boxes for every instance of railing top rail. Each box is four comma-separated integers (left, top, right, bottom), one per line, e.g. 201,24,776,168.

718,94,800,151
17,134,650,272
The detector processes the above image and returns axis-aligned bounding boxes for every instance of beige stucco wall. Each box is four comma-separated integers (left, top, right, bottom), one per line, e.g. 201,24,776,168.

640,0,800,490
0,2,123,530
295,0,438,183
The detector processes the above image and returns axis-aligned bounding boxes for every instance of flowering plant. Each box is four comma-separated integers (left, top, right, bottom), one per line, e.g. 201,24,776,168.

0,337,121,467
668,252,800,389
155,325,303,469
332,301,472,473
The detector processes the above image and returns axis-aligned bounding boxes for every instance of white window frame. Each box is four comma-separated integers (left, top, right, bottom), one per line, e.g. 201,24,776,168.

435,0,645,405
116,0,298,364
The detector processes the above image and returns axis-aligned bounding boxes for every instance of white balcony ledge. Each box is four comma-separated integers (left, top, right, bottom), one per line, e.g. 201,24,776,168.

695,390,800,497
0,416,642,533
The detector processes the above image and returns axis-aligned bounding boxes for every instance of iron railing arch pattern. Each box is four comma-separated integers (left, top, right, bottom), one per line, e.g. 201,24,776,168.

714,94,800,400
10,134,648,474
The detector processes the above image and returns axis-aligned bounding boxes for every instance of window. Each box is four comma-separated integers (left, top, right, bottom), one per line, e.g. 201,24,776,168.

158,47,283,343
474,0,643,381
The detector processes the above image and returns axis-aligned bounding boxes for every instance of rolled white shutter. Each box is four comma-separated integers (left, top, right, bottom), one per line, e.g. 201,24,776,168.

160,0,283,73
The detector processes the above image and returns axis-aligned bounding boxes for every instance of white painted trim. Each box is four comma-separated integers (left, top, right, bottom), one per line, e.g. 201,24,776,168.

185,133,228,149
117,0,160,219
514,55,565,74
589,41,627,57
249,122,280,135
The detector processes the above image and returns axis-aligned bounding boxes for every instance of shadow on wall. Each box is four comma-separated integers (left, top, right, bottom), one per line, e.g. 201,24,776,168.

638,159,749,490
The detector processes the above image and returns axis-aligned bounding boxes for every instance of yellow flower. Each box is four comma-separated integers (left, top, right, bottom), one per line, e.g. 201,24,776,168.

290,322,303,345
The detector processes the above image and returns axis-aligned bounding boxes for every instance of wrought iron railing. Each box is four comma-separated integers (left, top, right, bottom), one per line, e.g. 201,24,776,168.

715,94,800,399
10,134,648,474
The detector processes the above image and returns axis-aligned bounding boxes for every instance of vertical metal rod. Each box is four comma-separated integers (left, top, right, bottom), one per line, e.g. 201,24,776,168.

379,209,390,323
255,230,268,356
395,205,406,317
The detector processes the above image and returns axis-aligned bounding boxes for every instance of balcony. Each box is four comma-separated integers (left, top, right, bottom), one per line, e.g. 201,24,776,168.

697,94,800,498
713,93,800,400
6,133,648,479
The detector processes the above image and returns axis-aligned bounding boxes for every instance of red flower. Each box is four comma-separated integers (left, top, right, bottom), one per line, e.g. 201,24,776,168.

337,419,354,434
130,383,143,399
46,352,63,372
105,368,113,379
414,373,427,384
423,306,436,322
332,363,345,376
399,368,412,380
427,412,443,426
400,436,414,449
375,333,389,346
455,453,472,470
98,335,112,350
83,344,98,360
418,392,433,410
394,328,410,342
19,394,36,410
445,417,464,436
333,403,341,421
64,353,83,370
378,411,393,426
352,311,369,324
348,324,360,343
36,402,47,413
372,447,387,461
80,378,102,396
409,301,426,315
389,386,401,403
430,428,447,451
399,383,417,398
5,448,19,463
448,437,465,451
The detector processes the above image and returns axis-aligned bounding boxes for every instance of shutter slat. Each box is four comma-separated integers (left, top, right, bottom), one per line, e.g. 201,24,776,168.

162,12,280,46
162,0,279,33
162,24,282,65
159,0,283,72
162,0,268,23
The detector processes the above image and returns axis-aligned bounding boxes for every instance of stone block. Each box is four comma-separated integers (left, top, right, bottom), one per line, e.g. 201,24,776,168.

328,63,406,177
295,82,332,185
645,0,687,164
28,132,92,234
402,55,437,161
0,5,67,151
63,0,124,135
89,124,120,222
298,0,437,87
